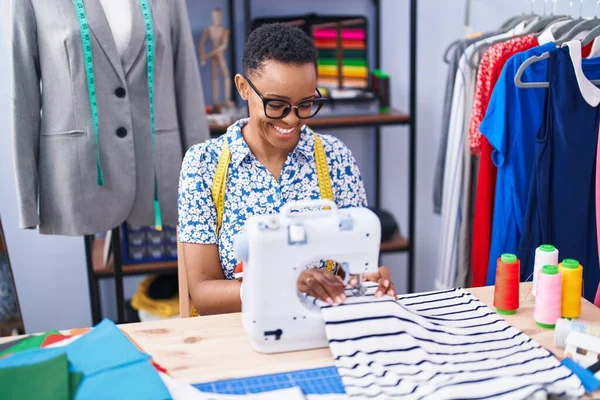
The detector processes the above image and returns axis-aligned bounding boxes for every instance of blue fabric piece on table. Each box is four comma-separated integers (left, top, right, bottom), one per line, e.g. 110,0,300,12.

75,359,170,400
561,358,600,393
65,319,150,376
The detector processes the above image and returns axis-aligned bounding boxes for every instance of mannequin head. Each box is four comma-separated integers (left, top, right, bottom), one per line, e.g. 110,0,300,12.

235,23,321,154
212,8,222,26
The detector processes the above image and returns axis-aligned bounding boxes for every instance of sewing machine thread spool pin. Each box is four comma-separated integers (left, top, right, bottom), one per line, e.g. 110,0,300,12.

288,223,307,245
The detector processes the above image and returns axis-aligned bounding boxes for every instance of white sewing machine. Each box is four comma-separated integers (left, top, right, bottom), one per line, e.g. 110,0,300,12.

234,199,381,354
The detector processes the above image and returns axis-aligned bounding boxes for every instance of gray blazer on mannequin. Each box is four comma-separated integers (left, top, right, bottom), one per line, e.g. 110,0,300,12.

9,0,210,236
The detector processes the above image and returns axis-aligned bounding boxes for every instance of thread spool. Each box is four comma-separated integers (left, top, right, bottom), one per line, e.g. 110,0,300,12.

493,254,520,315
554,318,600,349
558,259,583,319
532,244,559,297
533,265,562,329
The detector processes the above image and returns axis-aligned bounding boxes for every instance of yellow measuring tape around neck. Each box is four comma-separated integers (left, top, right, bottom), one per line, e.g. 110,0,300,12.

190,132,334,317
212,131,333,236
190,131,335,317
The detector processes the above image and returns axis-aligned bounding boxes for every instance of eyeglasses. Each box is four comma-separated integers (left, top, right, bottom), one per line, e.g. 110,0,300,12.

244,76,326,120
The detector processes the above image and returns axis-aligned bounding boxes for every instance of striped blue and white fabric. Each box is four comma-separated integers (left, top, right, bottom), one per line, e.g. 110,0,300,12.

318,283,583,399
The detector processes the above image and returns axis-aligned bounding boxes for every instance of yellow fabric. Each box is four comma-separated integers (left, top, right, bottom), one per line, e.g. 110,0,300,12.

190,131,334,317
318,65,368,79
131,276,179,318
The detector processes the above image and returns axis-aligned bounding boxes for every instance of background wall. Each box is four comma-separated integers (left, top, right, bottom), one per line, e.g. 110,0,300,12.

1,0,594,333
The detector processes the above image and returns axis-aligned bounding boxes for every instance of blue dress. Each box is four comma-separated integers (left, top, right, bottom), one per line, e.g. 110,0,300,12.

177,119,368,279
518,47,600,302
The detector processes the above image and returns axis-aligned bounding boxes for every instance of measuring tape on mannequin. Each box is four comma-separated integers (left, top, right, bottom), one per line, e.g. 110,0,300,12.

73,0,163,230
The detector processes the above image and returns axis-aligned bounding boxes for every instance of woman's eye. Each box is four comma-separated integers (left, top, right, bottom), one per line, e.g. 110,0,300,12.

299,102,313,109
267,102,286,110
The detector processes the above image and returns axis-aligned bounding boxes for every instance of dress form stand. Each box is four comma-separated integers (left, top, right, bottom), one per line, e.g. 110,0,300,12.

88,0,133,324
199,8,234,112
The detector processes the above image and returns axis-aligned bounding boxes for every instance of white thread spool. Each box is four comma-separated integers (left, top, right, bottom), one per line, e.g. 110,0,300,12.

532,244,559,296
554,318,600,349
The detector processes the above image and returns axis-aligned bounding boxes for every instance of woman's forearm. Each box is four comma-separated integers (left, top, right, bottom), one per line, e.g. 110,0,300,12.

193,279,242,316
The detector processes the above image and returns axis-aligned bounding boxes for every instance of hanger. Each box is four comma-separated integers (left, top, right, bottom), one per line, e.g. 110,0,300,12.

443,40,462,64
556,1,600,43
502,0,538,30
546,0,582,38
581,1,600,45
465,1,563,68
514,40,600,95
521,0,569,34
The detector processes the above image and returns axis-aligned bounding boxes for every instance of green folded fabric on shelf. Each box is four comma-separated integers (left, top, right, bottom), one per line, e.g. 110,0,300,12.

0,351,70,400
0,330,60,357
318,49,366,59
318,58,367,67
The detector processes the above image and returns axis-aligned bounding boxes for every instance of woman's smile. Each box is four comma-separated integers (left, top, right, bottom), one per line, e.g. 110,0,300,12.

269,122,298,138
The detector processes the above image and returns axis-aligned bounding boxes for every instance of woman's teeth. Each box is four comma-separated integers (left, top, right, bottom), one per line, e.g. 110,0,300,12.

272,124,294,135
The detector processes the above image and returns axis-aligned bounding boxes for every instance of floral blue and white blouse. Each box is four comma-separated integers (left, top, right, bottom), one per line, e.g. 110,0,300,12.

177,118,368,279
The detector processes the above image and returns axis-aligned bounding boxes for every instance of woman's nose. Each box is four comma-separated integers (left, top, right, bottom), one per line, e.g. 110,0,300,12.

282,109,300,126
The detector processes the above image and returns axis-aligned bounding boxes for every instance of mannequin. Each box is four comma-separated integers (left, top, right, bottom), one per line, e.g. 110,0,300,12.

99,0,132,59
9,0,210,236
199,7,234,111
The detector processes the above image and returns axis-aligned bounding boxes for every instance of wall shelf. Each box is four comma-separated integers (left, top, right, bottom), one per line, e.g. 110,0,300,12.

209,108,410,135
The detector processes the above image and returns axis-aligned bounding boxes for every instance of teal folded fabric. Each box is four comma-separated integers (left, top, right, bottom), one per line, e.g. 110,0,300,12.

75,359,171,400
1,319,169,399
65,319,150,376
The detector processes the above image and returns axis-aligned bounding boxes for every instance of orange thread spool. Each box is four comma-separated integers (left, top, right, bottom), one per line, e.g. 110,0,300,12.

494,254,520,315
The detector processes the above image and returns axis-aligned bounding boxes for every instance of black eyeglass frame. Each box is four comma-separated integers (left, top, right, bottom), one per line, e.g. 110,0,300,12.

244,75,327,120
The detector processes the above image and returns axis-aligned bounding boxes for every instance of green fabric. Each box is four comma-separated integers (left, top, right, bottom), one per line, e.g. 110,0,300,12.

318,58,338,66
70,372,83,399
0,331,60,357
319,58,367,67
318,49,366,59
0,353,70,400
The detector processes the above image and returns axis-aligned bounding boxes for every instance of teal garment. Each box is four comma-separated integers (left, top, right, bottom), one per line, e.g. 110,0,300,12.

66,319,170,400
0,319,170,400
75,359,170,400
65,319,150,375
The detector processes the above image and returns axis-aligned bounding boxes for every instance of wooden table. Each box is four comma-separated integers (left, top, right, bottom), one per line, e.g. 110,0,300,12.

2,283,600,395
116,282,600,386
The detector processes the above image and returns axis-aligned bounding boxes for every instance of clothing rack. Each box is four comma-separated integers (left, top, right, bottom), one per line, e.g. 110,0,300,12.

83,0,418,325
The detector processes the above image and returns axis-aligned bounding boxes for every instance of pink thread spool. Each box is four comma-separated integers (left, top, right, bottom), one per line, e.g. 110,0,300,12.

534,265,562,329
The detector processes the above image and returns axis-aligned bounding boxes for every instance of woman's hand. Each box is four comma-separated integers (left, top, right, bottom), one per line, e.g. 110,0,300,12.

297,269,346,305
350,266,396,298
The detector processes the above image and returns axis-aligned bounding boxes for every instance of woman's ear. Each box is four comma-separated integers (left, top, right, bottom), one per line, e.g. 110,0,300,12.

235,74,248,101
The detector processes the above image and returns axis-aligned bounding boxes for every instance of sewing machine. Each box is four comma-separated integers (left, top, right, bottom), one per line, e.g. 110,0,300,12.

234,199,381,354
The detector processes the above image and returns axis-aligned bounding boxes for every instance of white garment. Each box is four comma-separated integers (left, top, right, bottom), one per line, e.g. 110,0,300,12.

99,0,133,59
319,283,583,399
436,23,526,290
538,21,600,58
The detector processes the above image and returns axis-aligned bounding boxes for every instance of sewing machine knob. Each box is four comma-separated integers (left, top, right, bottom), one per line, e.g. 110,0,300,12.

234,231,249,262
